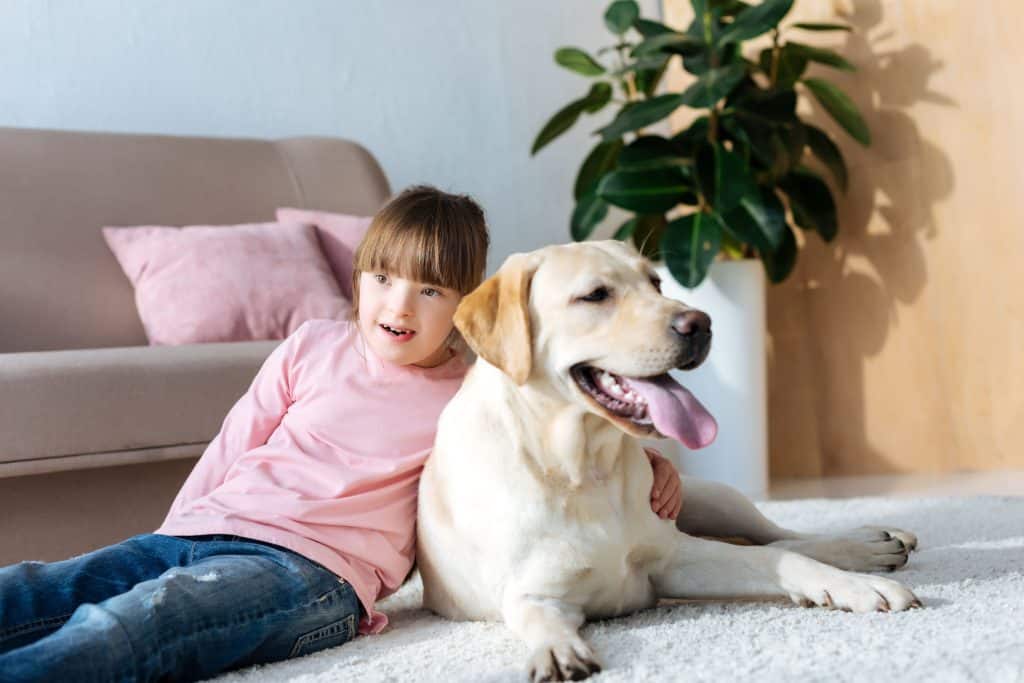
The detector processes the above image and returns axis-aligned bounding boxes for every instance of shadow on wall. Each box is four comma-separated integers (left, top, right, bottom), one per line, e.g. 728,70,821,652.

768,0,956,478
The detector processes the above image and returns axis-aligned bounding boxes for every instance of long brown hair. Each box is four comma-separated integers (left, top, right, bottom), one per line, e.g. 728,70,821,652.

351,185,490,348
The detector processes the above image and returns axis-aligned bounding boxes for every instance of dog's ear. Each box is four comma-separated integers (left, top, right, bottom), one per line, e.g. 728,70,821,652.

455,252,537,385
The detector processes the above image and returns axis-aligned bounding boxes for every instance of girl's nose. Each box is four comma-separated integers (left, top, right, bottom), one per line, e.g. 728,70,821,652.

388,283,416,316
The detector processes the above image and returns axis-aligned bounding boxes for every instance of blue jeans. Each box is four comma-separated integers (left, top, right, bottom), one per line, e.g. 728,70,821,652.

0,533,363,682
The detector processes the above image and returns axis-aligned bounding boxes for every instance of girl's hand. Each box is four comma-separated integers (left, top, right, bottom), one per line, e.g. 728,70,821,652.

644,447,682,520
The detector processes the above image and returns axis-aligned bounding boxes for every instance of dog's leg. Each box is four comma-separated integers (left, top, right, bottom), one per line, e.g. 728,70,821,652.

652,533,923,612
676,476,917,572
675,476,800,543
502,593,601,682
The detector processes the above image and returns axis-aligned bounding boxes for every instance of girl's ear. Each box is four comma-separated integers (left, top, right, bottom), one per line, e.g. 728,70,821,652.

453,252,538,385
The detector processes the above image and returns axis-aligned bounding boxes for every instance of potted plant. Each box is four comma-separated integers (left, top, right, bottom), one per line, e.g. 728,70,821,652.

530,0,869,497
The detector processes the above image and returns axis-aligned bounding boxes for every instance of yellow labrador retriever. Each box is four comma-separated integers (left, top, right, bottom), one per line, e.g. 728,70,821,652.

418,240,921,682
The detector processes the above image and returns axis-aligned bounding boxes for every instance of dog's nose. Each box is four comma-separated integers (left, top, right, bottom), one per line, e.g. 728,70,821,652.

671,310,711,339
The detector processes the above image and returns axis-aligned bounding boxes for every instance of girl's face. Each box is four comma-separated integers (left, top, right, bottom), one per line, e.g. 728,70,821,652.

357,271,462,367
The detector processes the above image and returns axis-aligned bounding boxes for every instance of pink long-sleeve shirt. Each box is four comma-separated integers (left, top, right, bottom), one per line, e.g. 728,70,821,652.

155,318,468,635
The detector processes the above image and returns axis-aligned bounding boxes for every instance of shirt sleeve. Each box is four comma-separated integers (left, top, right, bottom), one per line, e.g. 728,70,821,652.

163,322,312,519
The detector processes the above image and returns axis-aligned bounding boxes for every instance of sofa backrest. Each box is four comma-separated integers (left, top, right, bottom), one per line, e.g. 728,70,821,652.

0,127,390,353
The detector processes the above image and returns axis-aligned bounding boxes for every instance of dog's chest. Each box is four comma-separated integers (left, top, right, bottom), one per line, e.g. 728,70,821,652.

573,540,663,618
526,511,666,618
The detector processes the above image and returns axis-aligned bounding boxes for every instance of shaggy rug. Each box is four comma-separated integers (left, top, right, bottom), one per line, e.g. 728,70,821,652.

209,495,1024,683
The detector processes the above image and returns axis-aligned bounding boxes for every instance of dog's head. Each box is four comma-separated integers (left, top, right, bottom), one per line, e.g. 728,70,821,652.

454,240,717,449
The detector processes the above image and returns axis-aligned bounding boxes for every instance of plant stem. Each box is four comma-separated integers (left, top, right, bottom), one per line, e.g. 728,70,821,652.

703,9,718,68
769,28,781,87
620,45,642,134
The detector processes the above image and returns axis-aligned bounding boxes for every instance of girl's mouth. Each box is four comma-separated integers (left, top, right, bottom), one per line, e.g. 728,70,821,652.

379,323,417,343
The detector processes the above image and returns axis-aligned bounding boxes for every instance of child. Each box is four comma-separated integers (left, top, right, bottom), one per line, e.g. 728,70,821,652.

0,185,682,682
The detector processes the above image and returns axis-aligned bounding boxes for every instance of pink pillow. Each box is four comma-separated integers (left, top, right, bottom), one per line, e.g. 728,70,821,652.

276,208,372,300
103,222,351,345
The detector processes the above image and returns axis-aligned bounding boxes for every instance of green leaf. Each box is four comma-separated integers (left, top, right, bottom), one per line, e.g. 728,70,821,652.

696,142,758,213
631,214,669,259
683,42,739,76
791,22,852,32
555,47,606,77
597,93,683,140
613,54,674,75
532,101,585,156
757,46,808,87
804,124,848,192
634,18,674,37
778,168,837,241
802,77,871,146
671,116,710,156
618,135,691,171
720,114,753,162
531,83,612,155
663,211,723,288
761,222,797,282
613,216,639,240
776,120,807,173
785,42,855,72
728,81,797,121
635,57,671,97
678,62,747,108
574,139,624,200
597,167,691,213
728,111,778,170
713,0,753,16
718,0,794,44
633,32,704,58
720,187,786,251
581,81,613,113
571,192,610,241
605,0,640,35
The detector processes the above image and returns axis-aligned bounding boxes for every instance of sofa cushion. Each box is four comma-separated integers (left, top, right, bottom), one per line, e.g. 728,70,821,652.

0,340,281,467
276,208,372,300
103,221,350,345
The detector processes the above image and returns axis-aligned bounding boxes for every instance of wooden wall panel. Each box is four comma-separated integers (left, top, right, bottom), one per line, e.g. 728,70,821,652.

661,0,1024,477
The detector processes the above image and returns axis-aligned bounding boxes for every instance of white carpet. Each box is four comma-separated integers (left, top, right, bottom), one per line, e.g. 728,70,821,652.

209,495,1024,683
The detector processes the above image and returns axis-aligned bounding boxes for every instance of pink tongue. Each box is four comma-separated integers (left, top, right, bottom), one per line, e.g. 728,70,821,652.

621,374,717,449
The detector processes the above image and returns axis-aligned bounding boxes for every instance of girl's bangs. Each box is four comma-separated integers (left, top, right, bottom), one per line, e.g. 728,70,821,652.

360,224,463,292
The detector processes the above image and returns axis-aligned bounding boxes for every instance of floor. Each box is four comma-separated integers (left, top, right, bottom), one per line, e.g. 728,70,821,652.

767,468,1024,500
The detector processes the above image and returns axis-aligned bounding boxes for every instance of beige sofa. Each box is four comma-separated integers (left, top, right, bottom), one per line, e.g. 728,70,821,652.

0,126,390,564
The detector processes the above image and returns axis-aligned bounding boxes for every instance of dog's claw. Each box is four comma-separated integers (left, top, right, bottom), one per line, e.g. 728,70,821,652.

529,640,601,682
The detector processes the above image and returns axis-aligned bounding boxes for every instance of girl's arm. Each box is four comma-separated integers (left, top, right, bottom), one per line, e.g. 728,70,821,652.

164,323,309,517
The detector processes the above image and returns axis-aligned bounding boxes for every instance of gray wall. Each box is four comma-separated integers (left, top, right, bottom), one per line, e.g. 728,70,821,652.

0,0,661,273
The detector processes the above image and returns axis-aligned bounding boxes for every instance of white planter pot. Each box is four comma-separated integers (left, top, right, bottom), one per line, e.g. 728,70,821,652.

643,259,768,500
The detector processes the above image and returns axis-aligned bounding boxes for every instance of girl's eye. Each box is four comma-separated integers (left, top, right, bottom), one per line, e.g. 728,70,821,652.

650,276,662,293
374,273,388,284
422,288,440,298
577,286,611,303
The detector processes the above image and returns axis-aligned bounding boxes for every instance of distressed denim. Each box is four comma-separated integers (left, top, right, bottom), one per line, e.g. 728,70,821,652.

0,533,362,682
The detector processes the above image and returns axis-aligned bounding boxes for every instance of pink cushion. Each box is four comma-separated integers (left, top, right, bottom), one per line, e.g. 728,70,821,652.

276,208,372,300
103,222,351,345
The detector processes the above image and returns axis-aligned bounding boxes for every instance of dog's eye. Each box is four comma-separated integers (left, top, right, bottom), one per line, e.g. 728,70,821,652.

577,286,611,303
650,276,662,293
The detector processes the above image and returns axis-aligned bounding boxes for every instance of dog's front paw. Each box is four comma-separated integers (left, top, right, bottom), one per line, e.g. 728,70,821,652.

787,566,923,613
854,525,918,552
772,525,918,573
528,637,602,682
